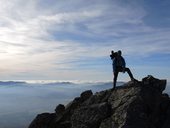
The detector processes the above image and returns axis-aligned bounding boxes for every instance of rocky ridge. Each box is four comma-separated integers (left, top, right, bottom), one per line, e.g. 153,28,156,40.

28,75,170,128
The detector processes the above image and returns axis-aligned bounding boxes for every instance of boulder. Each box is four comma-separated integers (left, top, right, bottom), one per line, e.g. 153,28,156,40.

142,75,166,91
80,90,93,101
55,104,65,115
28,113,56,128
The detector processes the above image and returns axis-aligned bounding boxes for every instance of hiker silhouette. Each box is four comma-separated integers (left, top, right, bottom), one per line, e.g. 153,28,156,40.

110,50,135,89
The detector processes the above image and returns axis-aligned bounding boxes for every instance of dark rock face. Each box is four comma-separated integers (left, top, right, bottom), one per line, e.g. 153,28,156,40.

28,75,170,128
28,113,56,128
80,90,93,102
55,104,65,114
71,102,111,128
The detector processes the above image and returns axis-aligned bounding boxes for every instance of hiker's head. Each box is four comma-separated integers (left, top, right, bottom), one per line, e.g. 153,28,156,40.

110,50,117,59
117,50,122,56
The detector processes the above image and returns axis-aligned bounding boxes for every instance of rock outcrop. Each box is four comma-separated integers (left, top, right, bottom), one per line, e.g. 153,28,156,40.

28,75,170,128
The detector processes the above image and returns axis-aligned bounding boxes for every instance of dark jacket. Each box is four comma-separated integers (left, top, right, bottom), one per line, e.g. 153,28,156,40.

112,56,126,72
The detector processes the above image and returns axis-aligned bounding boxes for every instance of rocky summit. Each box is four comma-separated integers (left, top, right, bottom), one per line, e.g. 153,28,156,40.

28,75,170,128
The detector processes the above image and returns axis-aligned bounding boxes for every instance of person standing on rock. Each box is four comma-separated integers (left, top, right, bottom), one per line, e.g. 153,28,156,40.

110,50,135,89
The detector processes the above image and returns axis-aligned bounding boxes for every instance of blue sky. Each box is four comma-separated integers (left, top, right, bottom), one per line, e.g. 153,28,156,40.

0,0,169,81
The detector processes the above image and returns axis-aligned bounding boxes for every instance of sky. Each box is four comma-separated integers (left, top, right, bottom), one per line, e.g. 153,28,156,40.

0,0,170,82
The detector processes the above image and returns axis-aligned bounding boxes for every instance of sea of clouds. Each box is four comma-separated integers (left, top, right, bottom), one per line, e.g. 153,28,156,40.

0,81,117,128
0,81,169,128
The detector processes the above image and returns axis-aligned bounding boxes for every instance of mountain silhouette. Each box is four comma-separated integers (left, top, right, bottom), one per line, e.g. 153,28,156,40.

28,75,170,128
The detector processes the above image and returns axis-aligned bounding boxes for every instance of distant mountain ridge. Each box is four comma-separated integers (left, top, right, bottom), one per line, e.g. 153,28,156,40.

0,80,123,86
0,81,27,85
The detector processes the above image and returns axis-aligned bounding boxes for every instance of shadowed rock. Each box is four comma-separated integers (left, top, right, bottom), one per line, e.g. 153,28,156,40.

28,113,56,128
55,104,65,115
71,102,111,128
80,90,93,101
28,75,169,128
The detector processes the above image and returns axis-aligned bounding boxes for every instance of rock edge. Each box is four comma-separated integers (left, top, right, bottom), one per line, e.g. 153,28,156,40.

29,75,169,128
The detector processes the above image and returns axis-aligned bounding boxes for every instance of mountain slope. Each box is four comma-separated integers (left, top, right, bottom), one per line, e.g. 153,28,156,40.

29,75,169,128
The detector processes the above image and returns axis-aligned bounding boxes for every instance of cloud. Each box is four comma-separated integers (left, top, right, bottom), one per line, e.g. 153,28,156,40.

0,0,169,80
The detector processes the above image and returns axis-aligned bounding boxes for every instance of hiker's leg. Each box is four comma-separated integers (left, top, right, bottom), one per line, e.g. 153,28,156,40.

113,71,119,89
125,68,134,80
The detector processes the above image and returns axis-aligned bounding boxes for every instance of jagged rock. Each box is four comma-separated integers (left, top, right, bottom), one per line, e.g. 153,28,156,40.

55,97,83,124
71,102,111,128
108,86,141,128
28,113,56,128
80,90,93,101
28,76,169,128
142,75,166,91
99,118,113,128
54,104,66,123
55,104,65,115
82,89,112,106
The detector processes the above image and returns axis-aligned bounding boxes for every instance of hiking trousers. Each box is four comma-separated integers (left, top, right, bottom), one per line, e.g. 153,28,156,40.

113,66,134,88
